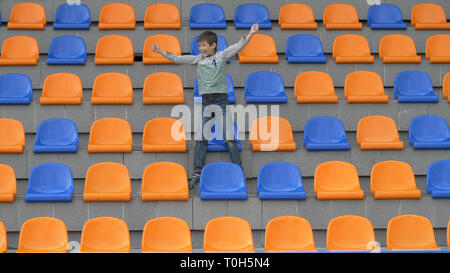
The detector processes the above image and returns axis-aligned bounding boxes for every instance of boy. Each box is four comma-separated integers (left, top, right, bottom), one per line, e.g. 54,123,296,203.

152,23,259,189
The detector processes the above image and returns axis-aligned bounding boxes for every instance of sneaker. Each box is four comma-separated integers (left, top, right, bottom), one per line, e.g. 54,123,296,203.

189,172,201,190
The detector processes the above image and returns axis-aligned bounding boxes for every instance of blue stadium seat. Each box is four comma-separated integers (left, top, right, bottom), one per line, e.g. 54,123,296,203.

257,162,306,200
191,34,230,63
409,115,450,149
25,163,74,202
47,36,87,65
304,116,350,150
427,160,450,198
235,3,271,29
285,34,326,63
244,71,287,103
394,71,438,102
199,162,247,200
189,3,226,29
34,118,79,153
0,73,32,104
53,3,91,29
194,74,236,104
367,4,407,29
207,120,241,152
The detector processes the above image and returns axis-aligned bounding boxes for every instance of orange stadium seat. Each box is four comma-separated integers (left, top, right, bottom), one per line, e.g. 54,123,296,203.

357,116,403,150
144,3,181,29
265,216,316,251
99,3,135,30
92,72,133,104
141,162,189,201
0,222,6,253
204,216,254,252
238,34,278,63
41,73,83,105
444,72,450,102
142,217,192,252
426,34,450,63
294,71,338,103
379,34,421,63
333,35,374,63
323,3,362,29
143,72,184,104
83,162,131,202
250,116,296,151
8,2,46,29
88,118,132,153
95,35,134,65
314,161,364,200
278,3,317,29
327,215,377,251
142,118,186,152
387,215,439,250
17,217,68,253
0,36,39,66
344,71,388,103
143,34,181,64
370,161,421,199
0,164,16,202
0,118,25,153
80,217,130,253
411,3,450,29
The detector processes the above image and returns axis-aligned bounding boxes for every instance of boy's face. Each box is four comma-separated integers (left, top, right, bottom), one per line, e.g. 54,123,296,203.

198,41,217,57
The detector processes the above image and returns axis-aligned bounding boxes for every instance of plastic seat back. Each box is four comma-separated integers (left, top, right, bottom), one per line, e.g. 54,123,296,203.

0,36,39,65
200,162,247,200
0,222,6,253
189,3,226,29
92,72,133,104
17,217,68,253
426,35,450,63
394,71,437,102
411,3,450,29
387,215,439,250
257,162,306,200
0,164,16,202
238,34,278,63
141,162,189,201
379,35,421,63
143,34,181,64
235,3,271,29
279,3,317,29
84,162,131,201
265,216,315,251
333,35,374,63
8,2,46,29
34,118,79,153
245,71,286,103
80,217,130,252
95,35,134,65
294,71,337,103
304,116,350,150
285,35,326,63
142,217,192,252
194,74,235,104
145,3,180,29
314,161,364,200
250,116,296,151
367,4,406,29
142,117,186,152
357,115,403,150
99,3,135,29
0,118,25,153
25,163,74,202
345,71,388,103
409,115,450,149
323,4,362,29
444,72,450,102
88,118,133,153
54,3,91,29
204,216,254,252
0,73,33,104
327,215,376,251
47,35,87,65
41,73,83,105
427,160,450,198
143,72,184,104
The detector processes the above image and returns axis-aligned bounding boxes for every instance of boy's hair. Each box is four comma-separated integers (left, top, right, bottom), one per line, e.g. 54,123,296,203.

198,31,218,49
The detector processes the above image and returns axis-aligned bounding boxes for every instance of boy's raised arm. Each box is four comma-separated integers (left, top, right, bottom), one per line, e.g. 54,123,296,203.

152,43,199,64
221,23,259,59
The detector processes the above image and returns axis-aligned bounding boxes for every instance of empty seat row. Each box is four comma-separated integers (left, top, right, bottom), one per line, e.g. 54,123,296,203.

1,214,448,252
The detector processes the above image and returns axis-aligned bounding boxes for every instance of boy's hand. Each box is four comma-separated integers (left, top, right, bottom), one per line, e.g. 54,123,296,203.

152,43,161,53
249,23,259,35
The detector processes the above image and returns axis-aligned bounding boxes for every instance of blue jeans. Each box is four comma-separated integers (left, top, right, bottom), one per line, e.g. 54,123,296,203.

194,93,241,173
